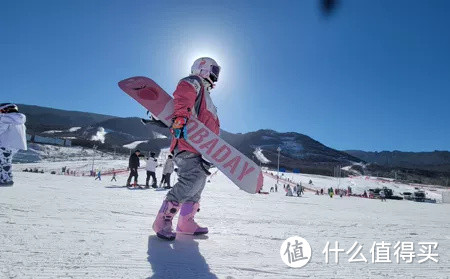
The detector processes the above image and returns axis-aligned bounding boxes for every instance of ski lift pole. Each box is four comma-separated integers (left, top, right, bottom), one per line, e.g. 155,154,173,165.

277,147,281,184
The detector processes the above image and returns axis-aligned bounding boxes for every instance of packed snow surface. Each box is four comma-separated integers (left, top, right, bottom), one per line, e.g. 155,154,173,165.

123,140,148,149
42,127,81,134
14,143,122,164
268,171,446,201
153,132,168,139
69,127,82,132
1,159,449,278
42,130,63,134
254,148,271,164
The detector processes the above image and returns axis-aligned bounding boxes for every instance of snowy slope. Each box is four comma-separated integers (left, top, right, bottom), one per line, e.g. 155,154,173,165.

123,140,148,149
13,143,124,164
69,127,82,132
254,148,271,164
153,132,168,139
267,171,445,201
1,160,449,278
42,130,63,134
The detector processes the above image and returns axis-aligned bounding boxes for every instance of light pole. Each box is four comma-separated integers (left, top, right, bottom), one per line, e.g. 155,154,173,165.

277,147,281,184
339,165,343,194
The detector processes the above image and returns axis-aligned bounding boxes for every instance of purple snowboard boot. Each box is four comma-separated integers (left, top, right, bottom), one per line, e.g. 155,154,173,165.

152,200,180,240
176,202,208,235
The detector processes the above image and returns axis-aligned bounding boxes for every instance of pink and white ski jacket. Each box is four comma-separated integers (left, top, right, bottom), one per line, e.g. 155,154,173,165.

170,75,220,155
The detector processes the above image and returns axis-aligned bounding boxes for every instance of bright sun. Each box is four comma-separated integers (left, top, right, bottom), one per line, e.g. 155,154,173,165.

169,31,233,92
179,48,229,89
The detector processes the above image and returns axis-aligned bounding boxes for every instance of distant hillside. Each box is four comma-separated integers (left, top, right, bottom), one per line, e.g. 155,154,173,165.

19,104,116,133
18,104,168,154
222,129,362,175
345,150,450,173
17,104,364,175
17,104,448,182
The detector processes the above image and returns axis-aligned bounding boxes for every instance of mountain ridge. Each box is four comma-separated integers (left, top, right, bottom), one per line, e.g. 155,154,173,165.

15,104,450,183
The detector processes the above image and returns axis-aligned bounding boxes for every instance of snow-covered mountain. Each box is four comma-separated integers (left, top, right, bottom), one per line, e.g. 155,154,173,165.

345,150,450,173
18,104,450,183
19,104,361,173
19,104,171,155
220,129,362,174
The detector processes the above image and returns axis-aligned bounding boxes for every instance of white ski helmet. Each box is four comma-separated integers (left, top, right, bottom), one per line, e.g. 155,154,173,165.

191,57,221,86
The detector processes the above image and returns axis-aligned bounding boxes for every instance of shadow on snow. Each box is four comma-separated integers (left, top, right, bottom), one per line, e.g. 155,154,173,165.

147,234,217,279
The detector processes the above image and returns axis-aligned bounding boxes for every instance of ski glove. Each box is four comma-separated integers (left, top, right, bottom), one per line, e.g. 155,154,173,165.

171,117,188,139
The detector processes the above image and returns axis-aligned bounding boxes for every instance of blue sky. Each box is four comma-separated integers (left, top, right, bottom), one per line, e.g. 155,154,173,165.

1,0,449,152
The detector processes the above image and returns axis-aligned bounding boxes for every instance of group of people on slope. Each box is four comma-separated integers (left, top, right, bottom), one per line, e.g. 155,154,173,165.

3,57,222,242
126,149,174,189
284,183,304,197
314,186,353,198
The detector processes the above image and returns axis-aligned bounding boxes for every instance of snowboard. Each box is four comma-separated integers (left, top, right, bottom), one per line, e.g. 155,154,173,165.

127,185,150,190
118,76,264,194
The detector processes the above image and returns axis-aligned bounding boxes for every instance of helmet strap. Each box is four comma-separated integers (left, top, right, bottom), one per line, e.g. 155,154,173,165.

205,77,215,89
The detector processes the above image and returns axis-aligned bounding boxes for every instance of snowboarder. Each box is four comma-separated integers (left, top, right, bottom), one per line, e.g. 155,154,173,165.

363,190,368,198
275,184,278,192
111,168,117,182
380,190,386,202
160,154,174,188
126,149,140,186
286,186,293,196
95,170,101,180
152,57,221,240
0,103,27,186
145,152,158,188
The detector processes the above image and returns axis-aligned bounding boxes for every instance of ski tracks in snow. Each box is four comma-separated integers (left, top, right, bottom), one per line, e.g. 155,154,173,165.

0,169,449,278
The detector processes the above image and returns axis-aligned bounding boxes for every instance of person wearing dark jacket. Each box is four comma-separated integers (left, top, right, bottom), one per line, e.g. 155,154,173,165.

126,149,141,186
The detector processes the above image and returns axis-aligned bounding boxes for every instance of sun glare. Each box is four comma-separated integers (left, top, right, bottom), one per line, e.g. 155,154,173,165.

185,50,225,74
174,48,229,91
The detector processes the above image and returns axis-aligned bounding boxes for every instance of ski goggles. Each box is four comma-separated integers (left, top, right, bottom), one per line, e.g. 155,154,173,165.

210,65,221,82
0,103,18,113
